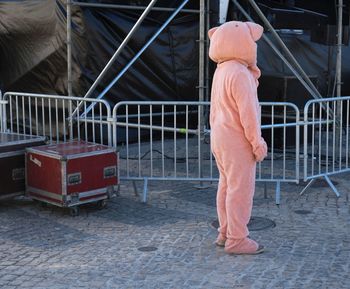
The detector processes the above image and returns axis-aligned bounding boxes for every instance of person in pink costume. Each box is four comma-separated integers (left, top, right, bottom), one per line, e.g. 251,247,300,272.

208,21,268,255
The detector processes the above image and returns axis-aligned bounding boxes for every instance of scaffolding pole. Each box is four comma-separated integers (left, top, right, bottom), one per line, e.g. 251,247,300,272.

197,0,206,188
71,0,158,118
81,0,190,117
199,0,205,103
71,1,199,13
245,0,323,100
67,0,72,96
83,0,158,100
335,0,343,156
205,0,210,103
232,0,321,102
336,0,343,97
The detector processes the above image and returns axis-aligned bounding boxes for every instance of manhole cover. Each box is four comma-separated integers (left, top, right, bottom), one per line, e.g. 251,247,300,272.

211,217,276,231
248,217,276,231
294,209,312,215
137,246,158,252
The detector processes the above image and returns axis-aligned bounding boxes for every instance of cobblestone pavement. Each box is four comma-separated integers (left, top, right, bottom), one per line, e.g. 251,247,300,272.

1,175,350,289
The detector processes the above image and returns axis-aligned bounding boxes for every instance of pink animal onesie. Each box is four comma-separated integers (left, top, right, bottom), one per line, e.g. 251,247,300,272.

208,21,268,255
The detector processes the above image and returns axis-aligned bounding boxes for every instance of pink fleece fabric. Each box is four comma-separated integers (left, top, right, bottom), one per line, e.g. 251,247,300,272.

209,21,267,253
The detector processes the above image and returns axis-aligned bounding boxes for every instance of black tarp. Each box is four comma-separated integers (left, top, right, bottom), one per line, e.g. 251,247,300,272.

257,31,350,106
1,0,350,106
0,1,67,94
0,0,201,104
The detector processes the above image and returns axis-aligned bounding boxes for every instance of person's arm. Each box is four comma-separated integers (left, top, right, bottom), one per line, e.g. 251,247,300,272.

232,73,267,162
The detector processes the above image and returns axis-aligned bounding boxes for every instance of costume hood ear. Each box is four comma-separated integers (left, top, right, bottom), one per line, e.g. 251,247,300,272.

245,22,264,42
208,27,218,39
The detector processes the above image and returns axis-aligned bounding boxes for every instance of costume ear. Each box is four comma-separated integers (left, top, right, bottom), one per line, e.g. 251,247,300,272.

208,27,218,39
245,22,263,41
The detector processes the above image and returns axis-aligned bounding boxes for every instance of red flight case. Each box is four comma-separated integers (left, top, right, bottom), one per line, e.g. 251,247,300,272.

0,132,46,200
25,141,119,215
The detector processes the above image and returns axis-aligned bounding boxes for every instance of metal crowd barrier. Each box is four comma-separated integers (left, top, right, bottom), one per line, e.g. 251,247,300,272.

0,101,7,132
112,101,212,203
112,101,300,203
3,92,112,145
259,102,300,204
302,96,350,197
3,92,348,204
0,90,8,132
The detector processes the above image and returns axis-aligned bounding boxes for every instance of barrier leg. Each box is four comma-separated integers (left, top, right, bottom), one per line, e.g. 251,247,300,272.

324,175,340,198
132,181,139,197
142,178,149,203
194,181,210,189
264,182,268,199
300,179,315,196
116,184,121,196
275,181,281,205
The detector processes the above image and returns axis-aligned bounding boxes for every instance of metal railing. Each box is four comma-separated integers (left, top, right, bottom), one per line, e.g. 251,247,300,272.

0,100,7,132
3,93,348,203
302,96,350,197
3,92,112,145
0,90,8,132
112,101,212,203
112,101,300,203
259,102,300,204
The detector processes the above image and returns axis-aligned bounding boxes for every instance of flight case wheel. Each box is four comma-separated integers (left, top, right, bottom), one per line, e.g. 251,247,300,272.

69,206,80,216
33,199,48,208
96,199,107,210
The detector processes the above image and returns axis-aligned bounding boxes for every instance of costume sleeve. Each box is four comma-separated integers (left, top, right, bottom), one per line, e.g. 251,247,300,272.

232,72,267,162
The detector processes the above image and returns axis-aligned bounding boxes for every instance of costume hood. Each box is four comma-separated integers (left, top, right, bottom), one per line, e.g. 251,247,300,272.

208,21,263,67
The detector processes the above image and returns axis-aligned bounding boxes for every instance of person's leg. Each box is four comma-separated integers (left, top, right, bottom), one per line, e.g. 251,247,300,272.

223,151,263,254
216,170,228,245
212,150,228,246
225,160,255,239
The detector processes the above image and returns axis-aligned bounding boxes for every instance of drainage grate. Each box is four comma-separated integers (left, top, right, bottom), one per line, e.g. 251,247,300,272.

211,216,276,231
138,246,158,252
294,209,312,215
